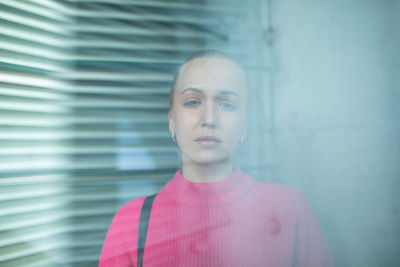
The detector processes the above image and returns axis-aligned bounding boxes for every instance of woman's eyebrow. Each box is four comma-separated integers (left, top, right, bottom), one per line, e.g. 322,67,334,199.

181,87,203,95
218,90,239,98
181,88,239,98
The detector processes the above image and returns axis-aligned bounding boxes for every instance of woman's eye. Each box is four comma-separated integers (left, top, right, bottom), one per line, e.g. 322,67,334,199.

220,102,237,111
184,100,200,106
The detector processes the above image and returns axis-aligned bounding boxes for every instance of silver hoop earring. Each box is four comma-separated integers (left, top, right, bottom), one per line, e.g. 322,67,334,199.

172,133,177,142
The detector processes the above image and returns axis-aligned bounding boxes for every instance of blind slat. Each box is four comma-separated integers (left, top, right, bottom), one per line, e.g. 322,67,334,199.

1,1,70,22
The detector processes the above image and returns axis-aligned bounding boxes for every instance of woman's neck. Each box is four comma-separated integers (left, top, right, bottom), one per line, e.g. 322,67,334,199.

181,161,234,183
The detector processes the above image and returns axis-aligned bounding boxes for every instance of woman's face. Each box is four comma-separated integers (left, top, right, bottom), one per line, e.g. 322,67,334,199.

169,56,247,166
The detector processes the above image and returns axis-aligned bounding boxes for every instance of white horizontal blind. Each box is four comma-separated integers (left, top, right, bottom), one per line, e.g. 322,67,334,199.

0,0,73,266
65,1,255,265
1,0,266,266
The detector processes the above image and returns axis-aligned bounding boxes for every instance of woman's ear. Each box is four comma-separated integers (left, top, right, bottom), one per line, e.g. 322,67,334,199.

168,110,175,135
240,122,247,143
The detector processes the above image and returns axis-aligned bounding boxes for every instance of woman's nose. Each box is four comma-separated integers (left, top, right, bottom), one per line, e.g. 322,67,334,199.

200,102,218,129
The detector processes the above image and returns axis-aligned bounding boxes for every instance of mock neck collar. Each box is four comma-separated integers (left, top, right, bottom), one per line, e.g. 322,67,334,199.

161,166,255,207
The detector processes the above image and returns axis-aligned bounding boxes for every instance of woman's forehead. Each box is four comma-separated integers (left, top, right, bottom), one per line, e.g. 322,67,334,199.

176,57,247,94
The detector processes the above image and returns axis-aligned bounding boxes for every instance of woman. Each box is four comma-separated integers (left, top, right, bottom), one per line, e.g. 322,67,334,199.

99,51,335,266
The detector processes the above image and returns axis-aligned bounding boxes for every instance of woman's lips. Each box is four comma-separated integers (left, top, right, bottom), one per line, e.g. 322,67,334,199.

194,136,221,142
194,136,221,147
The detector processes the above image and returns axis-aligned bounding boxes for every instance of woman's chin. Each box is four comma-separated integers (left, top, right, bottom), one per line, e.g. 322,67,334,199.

191,155,231,166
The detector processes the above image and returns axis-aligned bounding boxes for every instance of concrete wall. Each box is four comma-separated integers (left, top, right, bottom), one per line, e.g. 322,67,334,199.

269,0,400,266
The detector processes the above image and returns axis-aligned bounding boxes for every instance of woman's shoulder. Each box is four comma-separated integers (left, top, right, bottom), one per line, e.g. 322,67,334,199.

253,181,310,205
110,195,148,222
255,181,303,194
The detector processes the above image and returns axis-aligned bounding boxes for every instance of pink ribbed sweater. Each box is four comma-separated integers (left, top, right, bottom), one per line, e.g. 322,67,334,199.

99,167,334,267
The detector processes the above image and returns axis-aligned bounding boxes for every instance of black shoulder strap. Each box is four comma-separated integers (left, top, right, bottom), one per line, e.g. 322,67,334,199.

137,194,156,267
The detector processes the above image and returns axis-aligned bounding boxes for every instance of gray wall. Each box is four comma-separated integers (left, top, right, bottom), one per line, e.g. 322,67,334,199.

269,0,400,266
